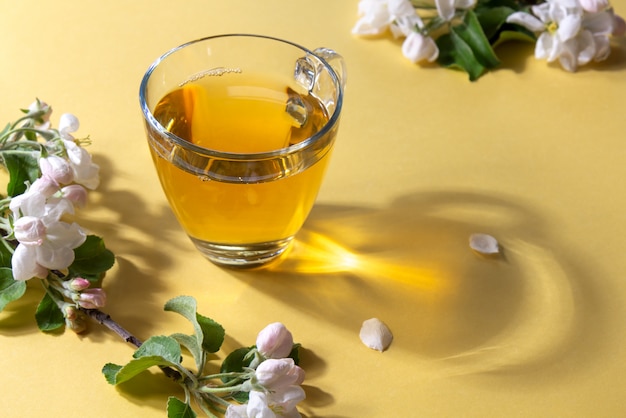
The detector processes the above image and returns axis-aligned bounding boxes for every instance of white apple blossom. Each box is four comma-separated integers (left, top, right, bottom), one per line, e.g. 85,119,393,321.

402,31,440,63
253,358,305,390
228,356,306,418
506,0,615,71
226,381,306,418
435,0,477,22
579,0,608,12
40,155,74,185
352,0,419,37
62,138,100,189
60,184,88,208
10,188,86,281
58,113,80,140
29,176,60,198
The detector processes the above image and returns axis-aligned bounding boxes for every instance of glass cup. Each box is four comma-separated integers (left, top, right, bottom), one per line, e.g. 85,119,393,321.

140,34,346,268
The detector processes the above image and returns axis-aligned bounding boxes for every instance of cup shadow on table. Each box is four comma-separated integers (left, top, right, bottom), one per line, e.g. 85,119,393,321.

232,190,610,388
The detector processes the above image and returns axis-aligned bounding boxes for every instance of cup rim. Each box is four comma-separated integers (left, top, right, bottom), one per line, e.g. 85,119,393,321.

139,33,343,160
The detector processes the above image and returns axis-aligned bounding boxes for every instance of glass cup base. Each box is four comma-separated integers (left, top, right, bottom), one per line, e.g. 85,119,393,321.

189,236,293,268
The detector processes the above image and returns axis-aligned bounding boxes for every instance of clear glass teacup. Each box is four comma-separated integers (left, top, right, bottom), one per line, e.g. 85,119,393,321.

140,34,346,268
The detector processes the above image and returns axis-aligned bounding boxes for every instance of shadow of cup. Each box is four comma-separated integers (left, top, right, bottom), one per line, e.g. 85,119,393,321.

232,190,605,379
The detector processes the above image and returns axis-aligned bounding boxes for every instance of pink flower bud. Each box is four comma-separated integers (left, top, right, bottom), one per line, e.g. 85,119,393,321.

66,317,87,334
27,100,52,125
256,322,294,359
65,308,87,334
76,288,107,309
61,184,88,208
254,358,305,390
63,304,79,320
69,277,91,291
40,155,74,185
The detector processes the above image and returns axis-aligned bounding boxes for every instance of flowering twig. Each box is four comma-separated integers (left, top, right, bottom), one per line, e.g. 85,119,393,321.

352,0,625,80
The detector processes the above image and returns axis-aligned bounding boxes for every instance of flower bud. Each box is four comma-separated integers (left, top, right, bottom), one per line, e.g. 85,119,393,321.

40,155,74,185
61,184,88,208
76,288,107,309
402,31,439,63
256,322,294,359
27,100,52,125
63,304,79,321
65,308,88,334
254,358,305,390
68,277,91,291
14,216,46,245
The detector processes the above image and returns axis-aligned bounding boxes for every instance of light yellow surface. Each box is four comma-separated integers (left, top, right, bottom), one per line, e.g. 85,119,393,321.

1,1,626,417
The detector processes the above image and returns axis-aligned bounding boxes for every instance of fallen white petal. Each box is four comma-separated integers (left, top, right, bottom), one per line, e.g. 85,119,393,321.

469,233,500,255
360,318,393,352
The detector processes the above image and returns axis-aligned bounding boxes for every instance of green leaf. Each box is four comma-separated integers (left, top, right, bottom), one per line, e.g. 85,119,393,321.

35,292,65,331
0,269,26,312
437,31,486,81
102,356,179,385
103,336,183,385
70,235,115,277
474,6,516,40
220,346,253,402
492,28,536,48
221,347,254,378
196,313,225,353
0,240,14,268
133,335,182,364
288,343,302,366
102,363,124,384
171,332,203,372
4,151,40,196
164,296,225,354
167,397,197,418
455,10,501,69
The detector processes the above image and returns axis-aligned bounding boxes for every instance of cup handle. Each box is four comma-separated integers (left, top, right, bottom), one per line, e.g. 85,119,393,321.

313,47,347,89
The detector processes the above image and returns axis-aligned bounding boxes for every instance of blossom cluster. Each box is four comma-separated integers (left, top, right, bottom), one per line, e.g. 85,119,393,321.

226,323,306,418
352,0,625,79
507,0,624,71
0,100,111,332
9,101,99,281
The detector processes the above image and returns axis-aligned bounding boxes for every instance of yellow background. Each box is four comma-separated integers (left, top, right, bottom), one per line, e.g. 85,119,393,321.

1,1,625,417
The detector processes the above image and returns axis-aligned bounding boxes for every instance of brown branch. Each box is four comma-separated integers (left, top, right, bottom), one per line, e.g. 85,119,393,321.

79,307,183,382
79,307,143,348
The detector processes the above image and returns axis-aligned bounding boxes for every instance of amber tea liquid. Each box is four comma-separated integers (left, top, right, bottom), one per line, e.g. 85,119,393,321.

149,73,335,247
